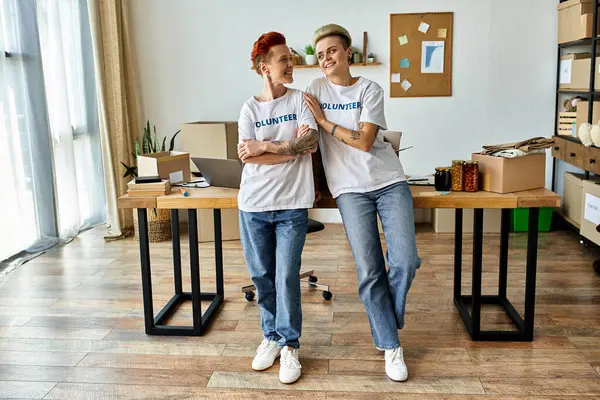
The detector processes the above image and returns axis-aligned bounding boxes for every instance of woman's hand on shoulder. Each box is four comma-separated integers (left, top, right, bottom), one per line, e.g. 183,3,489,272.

304,93,325,126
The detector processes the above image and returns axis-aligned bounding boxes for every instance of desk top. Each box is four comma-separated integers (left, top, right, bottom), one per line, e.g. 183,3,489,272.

118,186,561,210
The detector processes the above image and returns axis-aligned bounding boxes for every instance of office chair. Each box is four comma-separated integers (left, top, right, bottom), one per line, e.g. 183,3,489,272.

241,217,332,301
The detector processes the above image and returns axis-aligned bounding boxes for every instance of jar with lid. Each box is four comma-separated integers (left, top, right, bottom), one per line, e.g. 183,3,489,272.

451,160,465,191
434,167,451,191
464,160,479,192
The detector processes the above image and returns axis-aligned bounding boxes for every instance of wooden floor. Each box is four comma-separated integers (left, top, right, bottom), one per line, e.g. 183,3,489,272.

1,223,600,399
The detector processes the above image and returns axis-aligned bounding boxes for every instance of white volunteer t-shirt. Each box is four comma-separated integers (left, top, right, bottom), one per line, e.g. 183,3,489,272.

237,88,317,212
306,77,405,198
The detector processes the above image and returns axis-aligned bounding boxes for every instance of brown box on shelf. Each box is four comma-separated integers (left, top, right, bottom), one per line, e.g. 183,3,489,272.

558,0,600,44
180,122,239,172
564,172,600,228
137,151,191,184
559,54,600,90
180,121,240,243
576,101,600,128
471,152,546,194
580,179,600,245
431,209,502,233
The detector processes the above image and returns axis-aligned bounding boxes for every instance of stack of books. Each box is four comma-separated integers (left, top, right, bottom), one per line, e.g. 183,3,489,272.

127,176,171,197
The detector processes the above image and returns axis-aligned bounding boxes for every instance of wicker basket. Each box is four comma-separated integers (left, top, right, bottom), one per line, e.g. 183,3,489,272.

133,208,172,242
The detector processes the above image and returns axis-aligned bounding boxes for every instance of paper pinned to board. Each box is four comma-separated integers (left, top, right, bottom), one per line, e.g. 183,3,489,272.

421,41,445,73
418,22,430,33
401,79,412,91
584,193,600,225
400,58,410,68
391,73,401,83
560,59,572,84
438,28,447,38
398,35,408,45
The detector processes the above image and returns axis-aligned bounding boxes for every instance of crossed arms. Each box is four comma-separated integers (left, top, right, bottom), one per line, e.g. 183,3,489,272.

238,124,318,165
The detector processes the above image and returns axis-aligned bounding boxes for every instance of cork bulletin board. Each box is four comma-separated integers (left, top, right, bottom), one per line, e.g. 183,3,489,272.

389,12,453,98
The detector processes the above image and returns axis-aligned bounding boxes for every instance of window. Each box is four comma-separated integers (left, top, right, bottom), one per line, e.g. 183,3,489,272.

0,0,105,269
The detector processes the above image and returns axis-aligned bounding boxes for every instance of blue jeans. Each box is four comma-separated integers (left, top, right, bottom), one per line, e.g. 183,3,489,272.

336,181,421,349
239,209,308,349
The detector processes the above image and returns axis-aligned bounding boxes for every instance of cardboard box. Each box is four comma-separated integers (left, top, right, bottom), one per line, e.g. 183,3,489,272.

559,54,600,91
431,208,502,233
576,101,600,128
180,121,240,243
563,172,600,228
580,179,600,245
181,122,239,171
471,153,546,194
558,0,600,44
137,151,191,184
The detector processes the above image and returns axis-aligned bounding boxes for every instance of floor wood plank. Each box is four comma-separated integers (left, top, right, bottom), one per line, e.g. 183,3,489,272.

45,383,327,399
0,351,86,367
481,378,600,396
207,371,486,394
0,381,57,399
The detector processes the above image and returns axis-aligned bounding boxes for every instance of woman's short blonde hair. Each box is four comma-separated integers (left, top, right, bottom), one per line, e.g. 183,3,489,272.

312,24,352,49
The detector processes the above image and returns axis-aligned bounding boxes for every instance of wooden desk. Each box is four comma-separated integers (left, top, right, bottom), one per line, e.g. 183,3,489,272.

119,186,560,341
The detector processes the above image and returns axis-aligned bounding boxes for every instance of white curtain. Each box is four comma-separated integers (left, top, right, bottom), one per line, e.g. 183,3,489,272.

0,0,105,274
36,0,105,239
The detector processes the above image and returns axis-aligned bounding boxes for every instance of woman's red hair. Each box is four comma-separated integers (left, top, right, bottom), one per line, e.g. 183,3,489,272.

251,32,286,75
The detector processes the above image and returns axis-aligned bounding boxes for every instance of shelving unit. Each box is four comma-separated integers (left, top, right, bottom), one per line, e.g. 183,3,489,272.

552,0,600,274
552,0,600,187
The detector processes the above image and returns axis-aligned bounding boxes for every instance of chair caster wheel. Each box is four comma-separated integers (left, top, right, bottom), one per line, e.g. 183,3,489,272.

322,291,333,301
308,275,318,283
245,291,255,302
594,260,600,275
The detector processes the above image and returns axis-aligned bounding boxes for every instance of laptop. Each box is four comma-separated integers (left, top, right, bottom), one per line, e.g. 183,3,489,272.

191,157,243,189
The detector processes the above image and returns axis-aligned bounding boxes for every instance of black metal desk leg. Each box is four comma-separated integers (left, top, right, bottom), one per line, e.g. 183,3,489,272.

454,209,463,300
171,210,182,295
137,208,155,334
524,208,539,341
471,208,484,339
499,208,510,300
214,209,224,297
188,209,203,332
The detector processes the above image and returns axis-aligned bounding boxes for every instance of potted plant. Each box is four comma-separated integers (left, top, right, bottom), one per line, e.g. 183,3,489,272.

303,44,317,65
367,53,375,63
122,121,181,243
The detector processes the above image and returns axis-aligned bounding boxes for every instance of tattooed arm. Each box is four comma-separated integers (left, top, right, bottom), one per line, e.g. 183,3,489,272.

237,125,318,162
262,128,318,157
319,120,379,152
303,93,378,152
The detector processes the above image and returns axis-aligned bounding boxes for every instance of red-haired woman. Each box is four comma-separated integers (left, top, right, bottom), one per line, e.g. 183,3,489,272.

236,31,318,384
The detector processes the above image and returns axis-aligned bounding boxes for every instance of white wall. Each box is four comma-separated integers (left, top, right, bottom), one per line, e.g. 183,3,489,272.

128,0,558,223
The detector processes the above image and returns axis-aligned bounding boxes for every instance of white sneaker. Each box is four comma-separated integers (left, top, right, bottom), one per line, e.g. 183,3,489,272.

279,346,302,384
385,347,408,381
252,339,280,371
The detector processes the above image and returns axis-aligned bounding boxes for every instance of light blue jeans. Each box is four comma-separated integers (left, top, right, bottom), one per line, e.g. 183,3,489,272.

336,181,421,349
239,209,308,349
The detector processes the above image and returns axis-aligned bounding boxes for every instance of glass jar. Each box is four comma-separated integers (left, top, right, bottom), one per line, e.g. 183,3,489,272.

464,160,479,192
434,167,451,191
451,160,465,191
